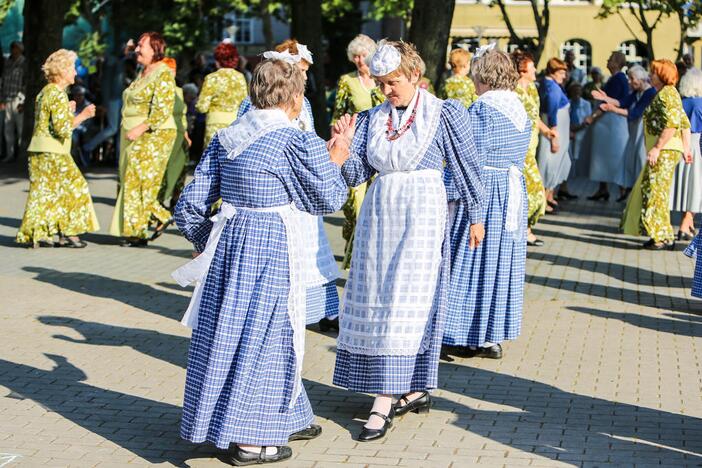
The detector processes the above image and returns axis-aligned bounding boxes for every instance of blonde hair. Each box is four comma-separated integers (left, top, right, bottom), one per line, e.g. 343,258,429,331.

679,67,702,98
373,40,425,81
42,49,77,83
448,48,471,71
471,49,518,91
347,34,376,63
250,59,306,109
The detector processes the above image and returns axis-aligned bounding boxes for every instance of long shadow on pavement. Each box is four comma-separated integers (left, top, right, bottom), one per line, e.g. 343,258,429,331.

567,306,702,338
0,355,225,465
24,267,188,322
437,363,702,465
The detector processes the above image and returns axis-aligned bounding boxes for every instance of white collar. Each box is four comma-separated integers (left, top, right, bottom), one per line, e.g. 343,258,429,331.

218,108,294,159
477,89,529,132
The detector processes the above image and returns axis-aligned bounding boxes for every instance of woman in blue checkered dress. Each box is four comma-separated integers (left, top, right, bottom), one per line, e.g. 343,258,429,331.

331,40,485,442
442,50,531,361
173,59,352,465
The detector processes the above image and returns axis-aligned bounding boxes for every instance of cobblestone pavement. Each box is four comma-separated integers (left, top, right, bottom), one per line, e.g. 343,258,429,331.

1,166,701,468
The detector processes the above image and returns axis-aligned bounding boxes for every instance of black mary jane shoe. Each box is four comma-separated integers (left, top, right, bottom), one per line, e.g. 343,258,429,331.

318,316,339,332
229,445,292,466
119,237,148,248
643,239,676,251
57,236,87,249
469,344,503,359
394,392,431,417
289,424,322,441
150,218,173,241
358,408,394,442
678,231,695,242
527,238,544,247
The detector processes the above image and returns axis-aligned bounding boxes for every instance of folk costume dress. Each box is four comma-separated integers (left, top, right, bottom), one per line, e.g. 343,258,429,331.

621,85,691,242
537,78,571,190
684,231,702,298
110,62,176,239
589,71,630,185
516,82,547,228
159,86,189,206
17,83,99,244
196,67,248,148
333,88,484,394
443,91,531,348
669,96,702,213
439,74,478,109
615,87,657,189
332,71,386,270
239,95,342,325
173,108,348,448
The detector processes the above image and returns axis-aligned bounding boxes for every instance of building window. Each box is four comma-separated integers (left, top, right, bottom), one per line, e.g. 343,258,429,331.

618,40,647,65
223,13,254,44
560,39,592,71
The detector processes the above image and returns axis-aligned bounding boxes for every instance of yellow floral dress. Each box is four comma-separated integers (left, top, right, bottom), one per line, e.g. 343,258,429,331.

159,86,188,206
439,74,477,108
621,85,691,242
196,68,248,148
110,62,176,239
17,83,99,244
516,82,547,228
332,71,386,269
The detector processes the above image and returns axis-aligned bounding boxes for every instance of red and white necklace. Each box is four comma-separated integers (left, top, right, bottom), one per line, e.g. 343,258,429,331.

385,92,420,141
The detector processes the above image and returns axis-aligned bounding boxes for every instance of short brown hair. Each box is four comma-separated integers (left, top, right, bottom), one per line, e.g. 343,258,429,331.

609,51,626,69
138,31,166,62
471,49,518,91
373,40,425,81
448,48,470,70
651,59,678,86
250,59,306,110
546,57,567,75
276,38,311,65
511,50,534,74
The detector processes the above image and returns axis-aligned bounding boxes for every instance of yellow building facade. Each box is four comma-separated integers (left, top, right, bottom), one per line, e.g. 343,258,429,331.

451,0,701,71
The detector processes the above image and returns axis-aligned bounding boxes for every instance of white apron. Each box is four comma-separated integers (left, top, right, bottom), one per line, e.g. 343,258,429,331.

337,88,448,356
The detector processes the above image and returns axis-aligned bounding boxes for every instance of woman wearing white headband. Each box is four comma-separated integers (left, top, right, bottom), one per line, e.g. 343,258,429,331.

332,40,485,442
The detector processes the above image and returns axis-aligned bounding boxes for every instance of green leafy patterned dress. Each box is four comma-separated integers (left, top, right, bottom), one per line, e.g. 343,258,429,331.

110,62,176,239
439,74,477,108
332,71,385,269
196,68,248,148
516,82,547,228
17,83,99,245
159,86,188,206
621,85,691,242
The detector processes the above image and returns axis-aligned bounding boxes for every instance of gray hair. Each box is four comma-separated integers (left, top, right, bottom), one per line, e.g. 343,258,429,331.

471,49,518,91
250,59,305,109
679,67,702,98
627,65,649,83
347,34,377,63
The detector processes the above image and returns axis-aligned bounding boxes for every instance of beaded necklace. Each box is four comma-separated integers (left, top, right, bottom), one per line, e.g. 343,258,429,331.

385,92,420,141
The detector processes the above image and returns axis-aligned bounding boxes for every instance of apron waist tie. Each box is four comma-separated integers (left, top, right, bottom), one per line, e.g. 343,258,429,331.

484,165,523,236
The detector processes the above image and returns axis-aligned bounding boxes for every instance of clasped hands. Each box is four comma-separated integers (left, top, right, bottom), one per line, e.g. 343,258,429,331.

327,113,357,166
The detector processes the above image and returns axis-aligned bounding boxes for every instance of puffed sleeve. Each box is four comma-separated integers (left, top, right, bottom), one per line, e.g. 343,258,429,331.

603,72,630,102
340,110,376,187
237,96,252,118
441,99,485,224
280,131,348,215
195,73,215,114
544,84,561,127
174,135,223,252
331,75,351,125
50,87,73,141
146,69,176,129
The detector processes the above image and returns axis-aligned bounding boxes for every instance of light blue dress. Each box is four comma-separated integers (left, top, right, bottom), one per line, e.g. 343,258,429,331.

443,96,531,348
537,78,571,189
175,125,347,447
616,87,657,188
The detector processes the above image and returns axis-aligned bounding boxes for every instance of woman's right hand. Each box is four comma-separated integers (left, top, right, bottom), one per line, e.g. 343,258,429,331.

550,136,560,154
332,113,354,139
81,104,96,119
68,100,76,113
591,89,608,102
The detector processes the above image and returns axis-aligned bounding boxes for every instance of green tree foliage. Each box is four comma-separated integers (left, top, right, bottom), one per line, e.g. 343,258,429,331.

367,0,413,25
490,0,550,64
0,0,15,25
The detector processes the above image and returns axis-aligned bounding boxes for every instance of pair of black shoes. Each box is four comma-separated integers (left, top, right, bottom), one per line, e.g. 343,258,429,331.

318,316,339,332
228,425,321,466
358,392,432,442
642,238,676,251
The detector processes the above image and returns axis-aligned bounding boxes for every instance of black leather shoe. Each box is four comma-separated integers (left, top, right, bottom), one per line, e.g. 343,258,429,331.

557,190,578,200
318,316,339,332
470,344,503,359
119,237,148,247
587,192,610,202
358,408,394,442
150,218,173,241
229,445,292,466
289,424,322,441
394,391,431,416
678,231,695,241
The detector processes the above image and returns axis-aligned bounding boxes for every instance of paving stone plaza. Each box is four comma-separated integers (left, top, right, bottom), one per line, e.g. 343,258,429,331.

1,167,701,467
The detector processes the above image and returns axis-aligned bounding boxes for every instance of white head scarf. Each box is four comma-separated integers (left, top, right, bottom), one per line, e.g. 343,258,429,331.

261,50,301,64
369,40,401,77
296,43,314,64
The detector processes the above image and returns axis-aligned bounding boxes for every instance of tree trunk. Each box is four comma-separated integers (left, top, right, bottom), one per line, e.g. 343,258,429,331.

260,0,274,50
22,0,73,156
290,0,328,137
408,0,456,91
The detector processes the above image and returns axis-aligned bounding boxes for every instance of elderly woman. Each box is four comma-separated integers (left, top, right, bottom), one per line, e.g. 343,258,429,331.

442,49,531,360
622,59,691,250
537,57,571,210
439,48,478,108
332,34,385,274
16,49,97,248
110,32,177,247
587,51,631,201
332,40,484,442
173,59,353,465
196,42,248,148
593,65,656,200
670,68,702,239
513,50,549,246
